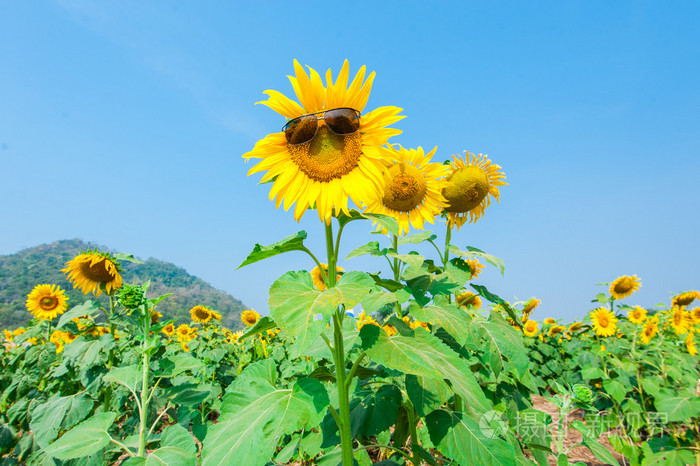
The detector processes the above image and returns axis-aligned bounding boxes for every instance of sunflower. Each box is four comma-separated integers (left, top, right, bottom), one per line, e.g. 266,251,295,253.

640,317,659,345
62,251,122,296
590,307,618,337
210,310,222,321
150,310,162,325
691,307,700,325
670,306,692,335
548,325,566,337
609,275,641,300
544,318,556,325
456,291,482,310
241,309,260,327
362,145,449,235
243,60,405,223
356,311,379,330
686,332,697,356
382,324,397,337
522,298,541,320
162,323,175,338
176,324,196,343
411,320,430,331
568,322,583,333
442,151,507,229
26,284,69,320
672,290,700,308
311,263,344,291
523,320,539,337
190,305,213,324
463,259,485,280
627,306,647,325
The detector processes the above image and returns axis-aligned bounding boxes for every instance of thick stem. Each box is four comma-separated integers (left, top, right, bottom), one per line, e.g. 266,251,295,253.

138,350,150,457
325,223,337,288
392,234,402,318
404,398,421,466
332,311,353,466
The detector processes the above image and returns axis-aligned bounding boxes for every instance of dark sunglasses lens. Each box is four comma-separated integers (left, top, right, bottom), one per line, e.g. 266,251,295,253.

285,114,318,145
325,108,360,135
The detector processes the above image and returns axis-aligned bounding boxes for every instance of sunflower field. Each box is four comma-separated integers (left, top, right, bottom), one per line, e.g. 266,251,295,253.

1,61,698,466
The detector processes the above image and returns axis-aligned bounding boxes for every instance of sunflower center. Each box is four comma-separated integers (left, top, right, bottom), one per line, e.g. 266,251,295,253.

613,278,633,294
382,163,427,212
442,166,490,213
287,126,363,183
79,258,115,283
598,315,609,327
39,296,59,310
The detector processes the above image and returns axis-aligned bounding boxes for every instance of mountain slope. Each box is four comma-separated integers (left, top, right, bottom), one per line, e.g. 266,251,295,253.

0,239,247,330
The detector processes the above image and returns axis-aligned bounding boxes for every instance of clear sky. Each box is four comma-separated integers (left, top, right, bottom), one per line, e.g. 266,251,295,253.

1,1,698,322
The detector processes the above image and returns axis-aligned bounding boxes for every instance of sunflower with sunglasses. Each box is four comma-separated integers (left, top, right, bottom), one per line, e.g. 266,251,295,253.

243,60,405,223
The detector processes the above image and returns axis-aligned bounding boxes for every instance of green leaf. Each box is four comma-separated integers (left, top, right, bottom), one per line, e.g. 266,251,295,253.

654,396,698,423
409,300,472,346
360,325,490,416
238,316,277,341
470,284,521,327
56,301,100,329
569,420,620,465
450,245,506,275
237,231,308,268
61,337,104,371
269,271,375,354
201,377,328,466
146,447,196,466
30,395,72,449
640,446,695,466
160,424,196,454
114,252,144,264
388,252,425,271
44,412,116,460
581,367,604,380
157,353,205,378
398,230,437,245
360,212,400,236
345,241,388,260
104,365,142,394
516,409,551,466
405,374,451,418
426,408,515,466
469,312,529,378
361,289,409,313
602,380,628,405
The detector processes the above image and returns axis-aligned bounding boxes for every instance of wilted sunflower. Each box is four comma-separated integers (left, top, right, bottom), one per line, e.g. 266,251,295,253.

26,284,69,320
190,305,212,324
686,332,697,356
456,291,482,310
670,306,692,335
241,309,260,327
640,317,659,345
150,310,162,325
243,60,405,223
609,275,641,300
672,290,700,308
442,151,507,229
523,320,539,337
311,263,344,291
62,251,122,296
590,307,618,337
522,298,541,320
362,145,449,235
627,306,647,325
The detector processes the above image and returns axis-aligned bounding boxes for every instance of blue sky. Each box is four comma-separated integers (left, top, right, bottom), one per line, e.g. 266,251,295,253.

1,1,698,322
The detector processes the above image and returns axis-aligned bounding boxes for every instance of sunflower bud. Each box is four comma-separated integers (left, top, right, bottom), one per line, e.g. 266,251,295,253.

117,283,147,310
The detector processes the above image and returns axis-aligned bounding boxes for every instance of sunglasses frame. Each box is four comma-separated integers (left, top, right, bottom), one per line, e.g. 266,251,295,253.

282,107,361,145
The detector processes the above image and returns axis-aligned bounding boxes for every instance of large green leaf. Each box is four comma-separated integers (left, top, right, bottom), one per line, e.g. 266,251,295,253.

468,312,529,378
269,271,375,354
104,365,142,395
201,375,328,465
360,325,490,416
157,353,204,378
44,412,116,460
405,374,451,418
388,252,425,271
56,301,100,329
409,300,472,346
237,231,308,268
30,394,94,449
450,245,506,275
654,395,699,423
61,337,104,371
569,421,619,465
426,409,515,466
145,447,195,466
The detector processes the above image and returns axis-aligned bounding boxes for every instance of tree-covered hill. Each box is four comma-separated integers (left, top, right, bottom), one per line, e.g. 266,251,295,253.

0,239,247,330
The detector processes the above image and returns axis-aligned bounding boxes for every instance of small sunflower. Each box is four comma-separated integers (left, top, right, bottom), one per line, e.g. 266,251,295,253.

609,275,641,300
691,307,700,325
522,298,541,320
627,306,647,325
190,305,213,324
176,324,197,343
523,320,539,337
568,322,583,333
150,310,162,325
382,324,397,337
310,263,344,291
548,325,566,337
544,318,556,325
26,284,69,320
465,259,485,280
442,151,507,229
640,317,659,345
590,307,618,337
241,309,260,327
362,145,449,235
456,291,482,310
670,306,692,335
356,311,379,330
243,60,405,223
62,251,122,296
672,290,700,308
162,323,175,337
686,332,697,356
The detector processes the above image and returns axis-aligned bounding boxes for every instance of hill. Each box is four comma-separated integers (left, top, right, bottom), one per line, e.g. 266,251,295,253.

0,239,247,330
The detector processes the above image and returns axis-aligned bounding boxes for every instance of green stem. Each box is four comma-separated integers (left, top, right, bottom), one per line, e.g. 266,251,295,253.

444,224,452,268
345,352,367,391
332,311,353,466
138,305,152,458
404,398,421,466
392,234,402,318
325,223,337,288
46,320,52,342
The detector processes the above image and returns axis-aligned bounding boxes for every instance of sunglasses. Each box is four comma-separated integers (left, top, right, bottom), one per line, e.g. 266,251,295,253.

283,107,361,145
